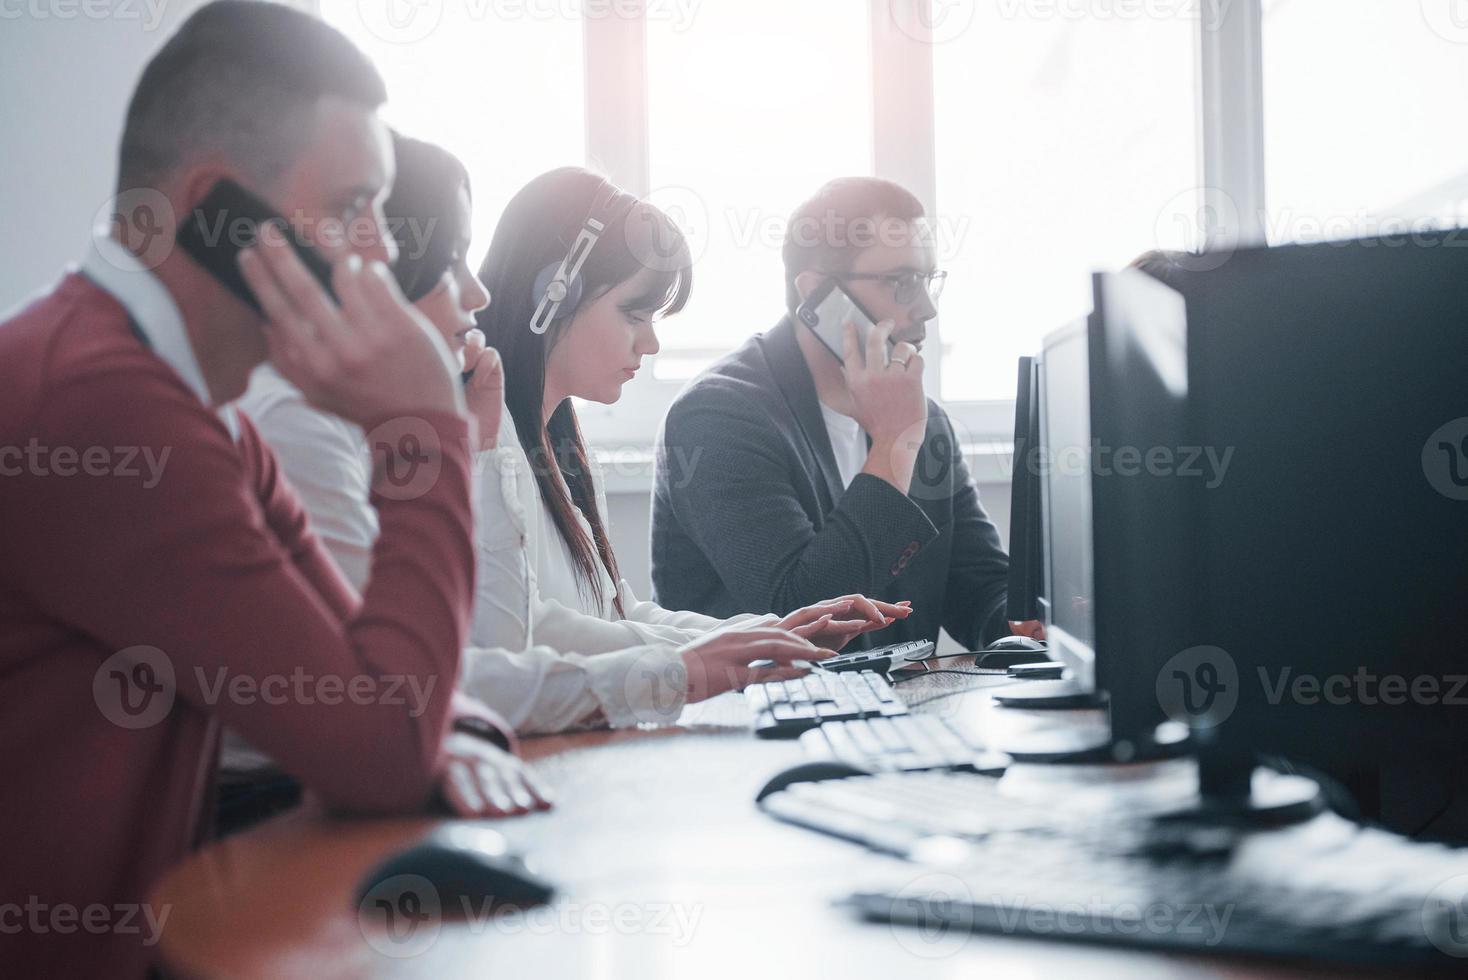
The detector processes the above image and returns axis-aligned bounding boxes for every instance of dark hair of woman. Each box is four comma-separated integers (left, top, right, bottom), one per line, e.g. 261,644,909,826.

475,167,693,616
383,131,472,303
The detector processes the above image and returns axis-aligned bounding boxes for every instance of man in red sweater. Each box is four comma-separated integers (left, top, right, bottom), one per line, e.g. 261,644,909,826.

0,3,545,974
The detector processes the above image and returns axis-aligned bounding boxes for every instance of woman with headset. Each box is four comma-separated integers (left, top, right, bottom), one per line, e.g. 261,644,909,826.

471,168,913,726
244,140,860,737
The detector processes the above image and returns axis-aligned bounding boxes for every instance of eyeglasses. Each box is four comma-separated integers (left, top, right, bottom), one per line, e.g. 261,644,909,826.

834,269,948,307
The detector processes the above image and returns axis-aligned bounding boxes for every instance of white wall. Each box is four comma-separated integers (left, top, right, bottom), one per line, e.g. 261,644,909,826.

0,1,217,313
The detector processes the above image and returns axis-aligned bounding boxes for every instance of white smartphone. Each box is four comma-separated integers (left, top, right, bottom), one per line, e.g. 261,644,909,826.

794,279,887,365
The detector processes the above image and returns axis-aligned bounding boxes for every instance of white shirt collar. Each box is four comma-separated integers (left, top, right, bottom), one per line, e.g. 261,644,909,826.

81,227,239,440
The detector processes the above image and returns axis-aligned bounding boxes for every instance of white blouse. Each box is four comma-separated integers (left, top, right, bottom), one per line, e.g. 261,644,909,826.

239,367,728,734
470,408,774,691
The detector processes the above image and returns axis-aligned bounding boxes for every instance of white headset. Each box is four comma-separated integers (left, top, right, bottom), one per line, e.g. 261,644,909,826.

528,182,621,335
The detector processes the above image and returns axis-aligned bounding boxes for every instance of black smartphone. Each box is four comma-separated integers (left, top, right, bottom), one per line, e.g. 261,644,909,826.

794,278,887,365
175,178,337,315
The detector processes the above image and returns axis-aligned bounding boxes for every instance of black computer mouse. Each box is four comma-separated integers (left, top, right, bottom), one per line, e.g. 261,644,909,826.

356,825,556,917
975,635,1050,669
755,761,868,803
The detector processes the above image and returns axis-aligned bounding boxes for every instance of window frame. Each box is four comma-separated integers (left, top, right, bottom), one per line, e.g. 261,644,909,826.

576,0,1267,454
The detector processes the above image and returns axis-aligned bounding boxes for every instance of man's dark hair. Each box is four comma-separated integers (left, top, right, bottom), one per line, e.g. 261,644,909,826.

117,0,388,191
781,177,927,315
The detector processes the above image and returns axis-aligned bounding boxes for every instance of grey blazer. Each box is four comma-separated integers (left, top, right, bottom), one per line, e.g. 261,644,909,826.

651,316,1010,650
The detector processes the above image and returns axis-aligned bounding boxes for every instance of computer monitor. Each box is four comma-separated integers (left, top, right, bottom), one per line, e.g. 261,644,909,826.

1183,233,1468,818
1088,269,1199,749
1006,357,1043,623
1036,319,1098,694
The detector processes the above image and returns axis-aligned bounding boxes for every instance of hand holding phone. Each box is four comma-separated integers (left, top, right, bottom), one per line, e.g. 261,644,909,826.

176,178,336,316
460,329,505,451
795,278,885,365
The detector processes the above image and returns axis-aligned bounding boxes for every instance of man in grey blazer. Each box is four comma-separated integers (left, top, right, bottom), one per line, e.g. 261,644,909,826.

652,177,1042,651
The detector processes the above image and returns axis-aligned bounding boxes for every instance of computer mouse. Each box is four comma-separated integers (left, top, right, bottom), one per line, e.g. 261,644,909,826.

975,635,1050,669
755,760,868,803
987,635,1048,653
356,824,556,916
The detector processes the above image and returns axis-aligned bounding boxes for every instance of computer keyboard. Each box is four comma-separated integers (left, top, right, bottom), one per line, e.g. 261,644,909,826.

746,670,908,738
761,771,1465,966
846,836,1454,966
817,639,935,674
759,770,1056,853
799,714,1009,774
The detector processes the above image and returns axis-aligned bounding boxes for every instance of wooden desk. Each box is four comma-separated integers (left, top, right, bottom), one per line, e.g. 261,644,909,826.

152,672,1382,979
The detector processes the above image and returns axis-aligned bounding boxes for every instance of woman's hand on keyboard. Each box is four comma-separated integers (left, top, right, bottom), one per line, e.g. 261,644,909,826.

680,627,818,702
775,595,914,651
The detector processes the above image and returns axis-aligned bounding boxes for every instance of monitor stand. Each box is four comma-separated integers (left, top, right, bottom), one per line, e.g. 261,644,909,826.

999,719,1195,765
991,678,1106,710
1152,750,1324,829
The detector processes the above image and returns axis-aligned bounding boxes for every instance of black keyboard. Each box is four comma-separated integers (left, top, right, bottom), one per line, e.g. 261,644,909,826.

818,639,935,674
746,670,907,738
847,842,1455,966
799,715,1009,774
761,771,1466,966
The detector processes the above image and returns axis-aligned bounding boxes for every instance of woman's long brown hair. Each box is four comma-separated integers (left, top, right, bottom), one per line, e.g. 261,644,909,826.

475,168,692,617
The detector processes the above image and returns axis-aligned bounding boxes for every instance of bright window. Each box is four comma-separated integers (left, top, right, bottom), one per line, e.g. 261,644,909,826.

319,1,586,270
1263,0,1468,241
932,4,1199,402
645,0,873,381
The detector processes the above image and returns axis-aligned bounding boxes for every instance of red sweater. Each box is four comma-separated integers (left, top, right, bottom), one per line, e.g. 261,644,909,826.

0,274,494,974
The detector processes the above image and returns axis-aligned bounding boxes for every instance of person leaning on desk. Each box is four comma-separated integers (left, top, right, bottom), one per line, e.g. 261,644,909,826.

652,177,1044,651
0,4,539,975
